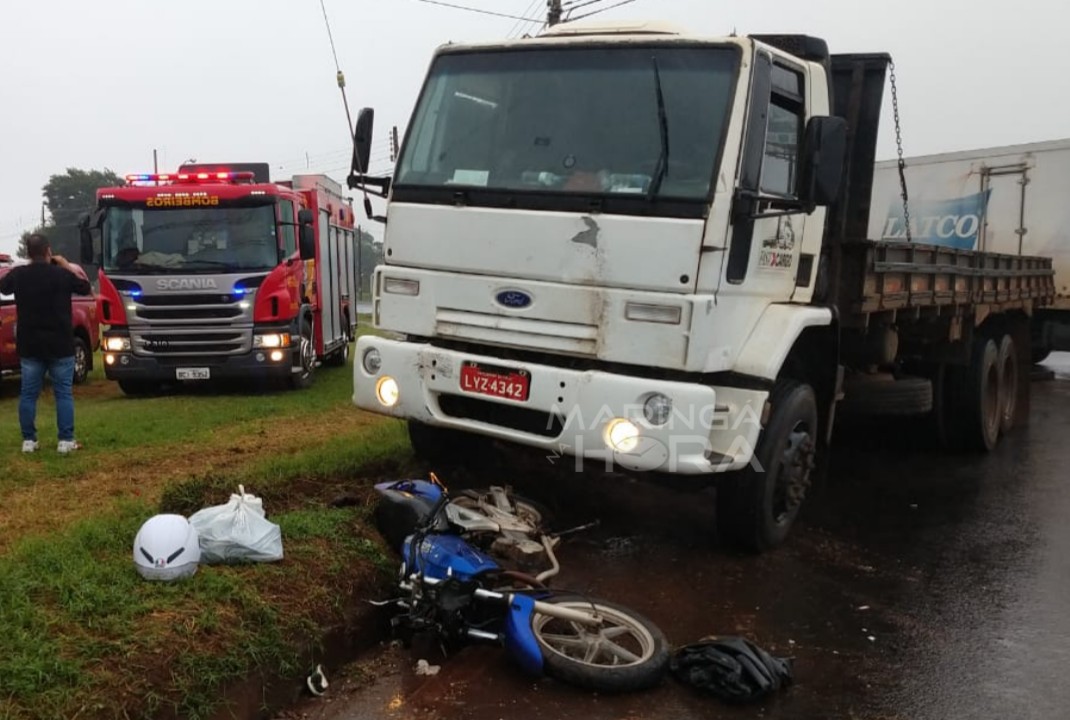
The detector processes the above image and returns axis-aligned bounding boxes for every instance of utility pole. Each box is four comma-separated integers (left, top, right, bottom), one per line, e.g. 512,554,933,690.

547,0,562,26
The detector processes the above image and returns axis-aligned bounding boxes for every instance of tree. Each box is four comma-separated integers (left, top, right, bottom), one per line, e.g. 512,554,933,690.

356,228,383,301
18,168,123,263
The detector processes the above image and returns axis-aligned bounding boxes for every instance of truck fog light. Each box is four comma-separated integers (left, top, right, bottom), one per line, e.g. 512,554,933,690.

643,394,673,425
363,348,382,374
604,418,640,453
376,376,400,407
270,350,284,362
105,354,116,365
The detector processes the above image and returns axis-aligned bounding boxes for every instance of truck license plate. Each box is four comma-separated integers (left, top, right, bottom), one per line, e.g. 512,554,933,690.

459,361,530,401
176,368,210,381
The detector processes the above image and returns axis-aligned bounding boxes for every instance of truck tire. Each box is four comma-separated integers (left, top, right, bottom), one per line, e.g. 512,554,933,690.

324,338,350,367
72,337,90,385
948,335,1001,452
716,379,818,553
288,320,315,390
997,334,1019,435
838,374,933,416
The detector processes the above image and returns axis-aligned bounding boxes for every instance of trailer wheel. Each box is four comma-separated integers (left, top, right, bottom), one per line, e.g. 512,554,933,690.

949,335,1001,452
716,379,818,552
997,334,1018,435
838,373,933,417
288,320,315,390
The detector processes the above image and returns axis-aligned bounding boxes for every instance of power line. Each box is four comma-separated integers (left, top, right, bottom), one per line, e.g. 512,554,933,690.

413,0,533,21
566,0,637,21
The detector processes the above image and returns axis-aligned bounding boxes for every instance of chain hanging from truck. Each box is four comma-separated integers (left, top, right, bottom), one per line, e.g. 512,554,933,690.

888,58,912,242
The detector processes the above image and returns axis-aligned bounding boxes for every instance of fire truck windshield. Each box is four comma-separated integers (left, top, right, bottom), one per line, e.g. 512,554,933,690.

101,204,279,274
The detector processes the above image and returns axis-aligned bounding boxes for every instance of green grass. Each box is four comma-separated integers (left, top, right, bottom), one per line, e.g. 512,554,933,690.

0,319,415,720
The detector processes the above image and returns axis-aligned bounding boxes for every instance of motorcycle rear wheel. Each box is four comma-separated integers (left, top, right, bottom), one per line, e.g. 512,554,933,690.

530,595,669,693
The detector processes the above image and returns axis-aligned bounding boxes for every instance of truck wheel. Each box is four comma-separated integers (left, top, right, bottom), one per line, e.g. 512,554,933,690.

288,321,315,389
838,374,933,416
324,339,350,367
716,380,818,552
408,420,490,467
997,334,1018,435
949,335,1001,452
72,337,90,385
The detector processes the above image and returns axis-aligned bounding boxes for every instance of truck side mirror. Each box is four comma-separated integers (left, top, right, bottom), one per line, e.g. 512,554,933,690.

298,209,316,259
797,116,848,210
351,107,375,176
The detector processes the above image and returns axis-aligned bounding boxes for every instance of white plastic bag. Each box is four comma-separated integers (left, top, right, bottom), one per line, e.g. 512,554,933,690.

188,485,284,563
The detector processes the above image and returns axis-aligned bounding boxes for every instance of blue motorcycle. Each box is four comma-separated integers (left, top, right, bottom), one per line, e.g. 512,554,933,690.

372,476,670,693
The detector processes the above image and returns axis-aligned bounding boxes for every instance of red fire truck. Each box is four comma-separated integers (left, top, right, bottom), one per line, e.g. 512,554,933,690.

79,163,360,395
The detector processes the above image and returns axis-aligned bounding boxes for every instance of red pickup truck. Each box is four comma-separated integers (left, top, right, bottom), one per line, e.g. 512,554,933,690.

0,254,100,384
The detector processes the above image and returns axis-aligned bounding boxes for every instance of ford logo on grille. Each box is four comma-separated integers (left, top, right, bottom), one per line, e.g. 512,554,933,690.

495,289,533,309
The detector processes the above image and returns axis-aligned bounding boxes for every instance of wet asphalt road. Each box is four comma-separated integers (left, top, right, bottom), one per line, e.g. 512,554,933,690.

279,355,1070,720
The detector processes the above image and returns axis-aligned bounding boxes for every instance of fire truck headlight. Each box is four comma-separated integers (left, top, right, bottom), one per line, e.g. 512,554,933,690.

376,376,399,408
254,333,290,349
105,337,131,352
362,348,382,374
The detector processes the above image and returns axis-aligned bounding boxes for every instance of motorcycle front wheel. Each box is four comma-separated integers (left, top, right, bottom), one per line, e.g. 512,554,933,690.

530,595,669,693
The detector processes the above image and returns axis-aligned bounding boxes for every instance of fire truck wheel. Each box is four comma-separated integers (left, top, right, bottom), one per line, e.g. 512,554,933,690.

324,339,350,367
289,321,315,390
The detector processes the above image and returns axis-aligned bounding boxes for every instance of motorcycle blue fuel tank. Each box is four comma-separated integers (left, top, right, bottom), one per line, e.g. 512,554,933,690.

402,534,500,581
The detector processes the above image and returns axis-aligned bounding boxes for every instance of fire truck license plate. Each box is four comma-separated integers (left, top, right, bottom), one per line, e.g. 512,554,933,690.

459,361,530,401
176,368,210,380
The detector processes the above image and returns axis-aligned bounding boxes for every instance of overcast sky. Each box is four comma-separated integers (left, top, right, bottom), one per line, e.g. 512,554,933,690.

1,0,1065,256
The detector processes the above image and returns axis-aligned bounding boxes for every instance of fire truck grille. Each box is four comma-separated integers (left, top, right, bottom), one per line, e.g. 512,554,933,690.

137,306,244,321
132,329,251,357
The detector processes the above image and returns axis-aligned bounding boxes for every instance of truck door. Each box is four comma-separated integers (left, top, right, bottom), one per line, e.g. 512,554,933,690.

979,162,1030,255
722,52,813,301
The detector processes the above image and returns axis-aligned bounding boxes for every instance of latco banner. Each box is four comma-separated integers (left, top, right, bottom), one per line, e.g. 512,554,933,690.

879,189,991,250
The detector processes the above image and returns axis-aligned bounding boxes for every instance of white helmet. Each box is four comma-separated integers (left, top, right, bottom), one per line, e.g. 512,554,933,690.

133,514,201,581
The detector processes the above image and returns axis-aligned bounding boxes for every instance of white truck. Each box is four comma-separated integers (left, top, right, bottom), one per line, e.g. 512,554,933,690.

868,138,1070,363
347,21,1055,551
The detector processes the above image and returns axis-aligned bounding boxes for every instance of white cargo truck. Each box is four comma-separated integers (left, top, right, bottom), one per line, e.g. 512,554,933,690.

869,138,1070,362
346,22,1055,552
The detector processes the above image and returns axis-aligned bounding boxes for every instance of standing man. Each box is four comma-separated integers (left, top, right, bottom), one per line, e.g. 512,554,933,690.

0,234,92,453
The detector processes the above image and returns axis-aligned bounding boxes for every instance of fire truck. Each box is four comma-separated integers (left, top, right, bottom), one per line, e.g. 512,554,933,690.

79,163,360,395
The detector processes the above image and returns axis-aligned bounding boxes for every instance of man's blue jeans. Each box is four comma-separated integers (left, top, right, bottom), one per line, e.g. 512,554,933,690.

19,355,76,442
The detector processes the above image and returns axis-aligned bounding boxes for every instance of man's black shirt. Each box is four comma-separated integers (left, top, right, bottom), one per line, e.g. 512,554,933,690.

0,262,92,360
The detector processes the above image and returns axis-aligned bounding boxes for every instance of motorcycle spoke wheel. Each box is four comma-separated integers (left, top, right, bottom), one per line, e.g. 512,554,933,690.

531,598,668,687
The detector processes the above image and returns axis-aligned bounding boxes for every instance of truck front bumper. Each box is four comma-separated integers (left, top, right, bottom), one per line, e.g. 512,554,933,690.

102,348,296,382
353,337,769,475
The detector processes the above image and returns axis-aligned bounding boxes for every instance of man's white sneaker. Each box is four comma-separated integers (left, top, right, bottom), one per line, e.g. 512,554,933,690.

57,440,82,454
22,440,39,453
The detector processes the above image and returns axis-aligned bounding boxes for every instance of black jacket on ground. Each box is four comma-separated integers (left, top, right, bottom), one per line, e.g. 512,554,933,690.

0,262,92,360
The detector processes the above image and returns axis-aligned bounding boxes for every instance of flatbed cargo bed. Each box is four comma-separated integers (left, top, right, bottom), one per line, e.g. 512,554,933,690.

838,239,1055,327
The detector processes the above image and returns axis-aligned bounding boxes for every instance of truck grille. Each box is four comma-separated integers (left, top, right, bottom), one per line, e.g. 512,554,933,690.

438,393,564,438
132,329,251,357
132,293,247,324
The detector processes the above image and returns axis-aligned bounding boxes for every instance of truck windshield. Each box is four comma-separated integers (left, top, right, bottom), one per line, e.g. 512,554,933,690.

101,204,278,273
394,45,739,214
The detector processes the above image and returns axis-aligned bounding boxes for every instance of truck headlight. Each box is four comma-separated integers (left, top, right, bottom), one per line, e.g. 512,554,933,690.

603,418,640,453
363,348,382,374
105,337,131,352
383,277,420,296
376,376,400,407
643,393,673,426
254,333,291,348
625,302,682,325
